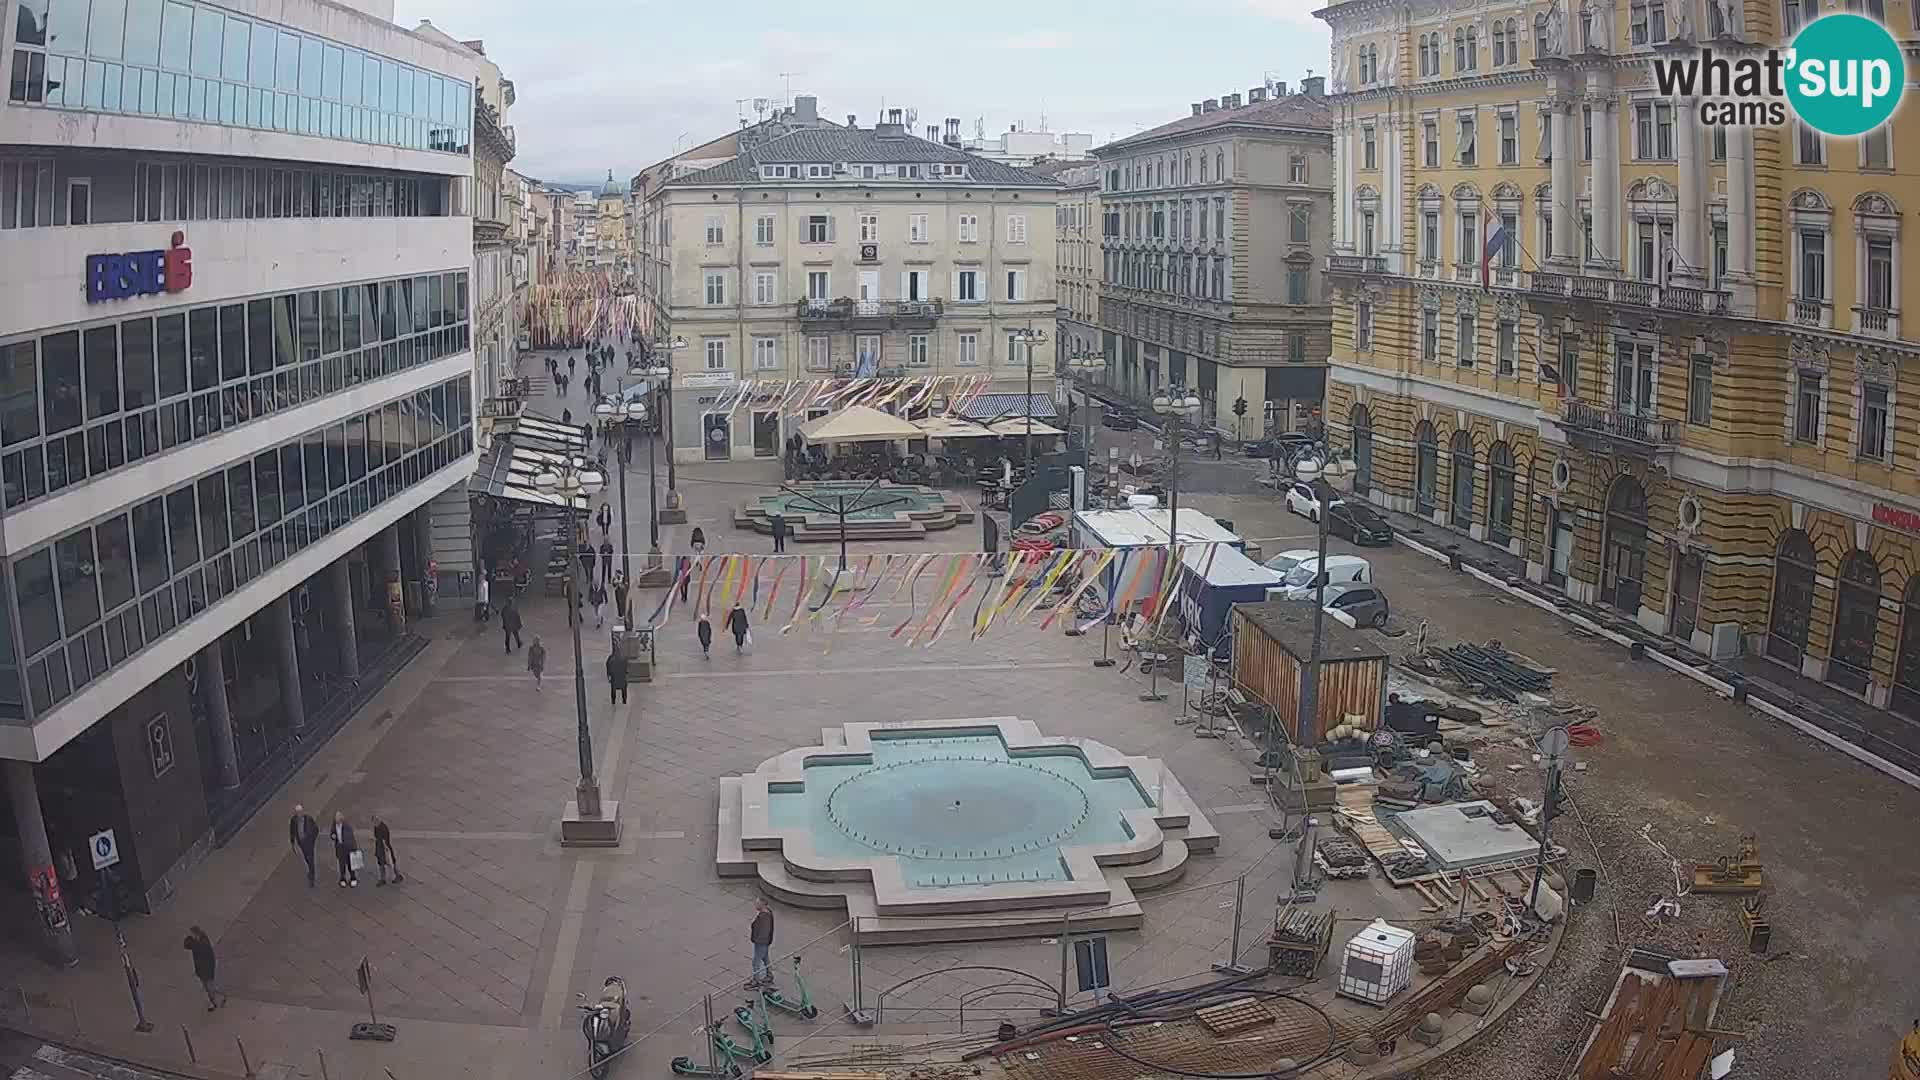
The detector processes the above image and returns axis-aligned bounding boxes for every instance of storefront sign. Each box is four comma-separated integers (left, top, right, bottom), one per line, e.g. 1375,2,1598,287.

1872,502,1920,533
679,372,735,389
146,713,175,779
86,232,193,304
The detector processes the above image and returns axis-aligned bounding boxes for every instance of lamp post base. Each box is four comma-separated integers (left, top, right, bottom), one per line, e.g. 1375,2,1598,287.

658,490,688,525
560,797,622,848
636,546,673,587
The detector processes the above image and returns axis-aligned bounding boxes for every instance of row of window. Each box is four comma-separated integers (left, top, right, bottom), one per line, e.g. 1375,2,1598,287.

758,162,969,181
699,267,1032,306
1100,303,1230,362
697,331,1044,373
1102,148,1241,194
0,155,453,231
1105,251,1234,303
1103,199,1229,245
1,375,473,719
10,0,471,152
699,211,1026,247
0,271,471,511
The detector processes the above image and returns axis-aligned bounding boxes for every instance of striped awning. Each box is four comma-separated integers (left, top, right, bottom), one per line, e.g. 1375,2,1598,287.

957,393,1058,421
468,430,596,511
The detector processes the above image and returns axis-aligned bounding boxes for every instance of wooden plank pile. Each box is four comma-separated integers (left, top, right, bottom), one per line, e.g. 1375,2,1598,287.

1195,997,1277,1036
1572,968,1726,1080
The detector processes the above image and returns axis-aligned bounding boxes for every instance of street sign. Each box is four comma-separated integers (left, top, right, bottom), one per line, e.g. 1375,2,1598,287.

1074,936,1111,992
90,829,120,871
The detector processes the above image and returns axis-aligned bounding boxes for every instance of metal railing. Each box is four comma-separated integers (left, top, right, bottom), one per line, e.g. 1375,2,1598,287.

1326,254,1386,275
1791,297,1827,325
795,299,945,321
1561,400,1680,447
1854,304,1896,333
1528,271,1732,315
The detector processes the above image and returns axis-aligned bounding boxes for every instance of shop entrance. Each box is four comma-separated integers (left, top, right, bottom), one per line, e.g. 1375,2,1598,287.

1601,476,1648,616
1670,551,1703,643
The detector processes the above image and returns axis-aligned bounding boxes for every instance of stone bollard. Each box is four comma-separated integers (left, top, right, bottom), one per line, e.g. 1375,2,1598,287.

1410,1012,1445,1047
1344,1034,1381,1065
1461,983,1495,1016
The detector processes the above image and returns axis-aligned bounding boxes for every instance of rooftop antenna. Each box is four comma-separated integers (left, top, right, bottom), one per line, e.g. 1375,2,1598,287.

735,97,750,123
777,72,796,107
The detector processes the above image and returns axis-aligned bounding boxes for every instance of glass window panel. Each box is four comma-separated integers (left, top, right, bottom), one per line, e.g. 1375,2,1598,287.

102,62,122,111
360,282,379,344
379,282,398,341
1,341,40,445
426,275,443,328
96,515,134,611
246,297,272,376
220,17,247,81
346,412,366,478
196,473,228,552
155,312,186,398
274,30,297,91
247,18,272,86
410,276,428,333
302,429,326,504
253,449,279,523
320,288,341,355
297,291,321,361
321,43,341,99
82,59,103,109
298,35,319,96
82,325,119,420
274,294,296,367
131,497,168,595
340,49,359,105
137,67,155,113
89,0,127,59
166,485,198,568
46,0,88,56
218,302,246,382
340,286,361,351
185,307,216,390
188,5,220,76
40,330,81,435
227,463,254,537
16,0,49,47
279,443,303,509
380,57,396,111
54,530,100,634
121,317,156,408
15,549,59,657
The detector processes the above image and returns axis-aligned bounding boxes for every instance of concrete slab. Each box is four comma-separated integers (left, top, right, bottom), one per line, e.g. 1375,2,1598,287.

1391,800,1538,871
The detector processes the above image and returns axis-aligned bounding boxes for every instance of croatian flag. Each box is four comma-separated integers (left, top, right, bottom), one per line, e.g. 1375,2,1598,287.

1480,215,1508,291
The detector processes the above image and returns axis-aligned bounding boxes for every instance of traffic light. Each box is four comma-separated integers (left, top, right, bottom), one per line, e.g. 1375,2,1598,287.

1232,396,1248,418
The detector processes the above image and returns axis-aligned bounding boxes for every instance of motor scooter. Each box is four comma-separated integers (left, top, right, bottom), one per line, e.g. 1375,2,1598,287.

578,976,632,1079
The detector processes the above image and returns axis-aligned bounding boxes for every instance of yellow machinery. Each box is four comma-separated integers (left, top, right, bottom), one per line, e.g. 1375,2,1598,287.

1693,835,1764,894
1893,1020,1920,1080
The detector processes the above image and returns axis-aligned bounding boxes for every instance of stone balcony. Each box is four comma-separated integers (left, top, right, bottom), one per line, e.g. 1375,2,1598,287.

1326,254,1386,277
1560,400,1680,458
796,299,944,330
1529,271,1732,317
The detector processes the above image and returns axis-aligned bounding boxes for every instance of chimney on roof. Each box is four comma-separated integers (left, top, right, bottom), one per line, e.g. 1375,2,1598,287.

927,124,940,142
1203,99,1219,113
1274,80,1288,96
1226,93,1242,109
944,117,963,147
1249,87,1268,103
1301,75,1325,97
1191,102,1203,116
794,94,817,124
877,108,907,137
847,113,857,127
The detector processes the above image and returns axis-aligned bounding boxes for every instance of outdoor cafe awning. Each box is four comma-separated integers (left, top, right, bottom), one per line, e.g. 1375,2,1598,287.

987,417,1066,438
799,404,923,444
469,417,596,512
913,415,998,440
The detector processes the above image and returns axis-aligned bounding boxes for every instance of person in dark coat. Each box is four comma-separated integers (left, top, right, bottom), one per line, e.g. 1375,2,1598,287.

528,635,548,689
607,650,630,704
598,537,615,585
696,612,713,659
501,597,524,653
597,502,613,537
725,603,750,655
770,513,788,554
613,574,631,623
748,898,775,988
677,556,691,603
689,527,706,555
372,817,402,886
288,804,319,888
589,579,609,629
183,926,223,1010
330,812,359,887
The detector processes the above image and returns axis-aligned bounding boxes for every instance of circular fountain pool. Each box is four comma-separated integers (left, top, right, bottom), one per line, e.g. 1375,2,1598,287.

824,756,1093,860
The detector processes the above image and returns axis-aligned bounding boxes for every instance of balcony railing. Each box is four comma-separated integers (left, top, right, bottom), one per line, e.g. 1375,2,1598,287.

1529,272,1732,315
1791,297,1827,325
796,299,944,325
1326,254,1386,275
1561,400,1680,455
1854,304,1897,334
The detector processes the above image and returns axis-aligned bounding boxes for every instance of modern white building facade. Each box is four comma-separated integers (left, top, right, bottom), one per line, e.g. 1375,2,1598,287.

1,0,479,956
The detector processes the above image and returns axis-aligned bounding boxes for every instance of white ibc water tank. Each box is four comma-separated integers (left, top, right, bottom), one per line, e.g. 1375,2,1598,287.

1338,919,1416,1005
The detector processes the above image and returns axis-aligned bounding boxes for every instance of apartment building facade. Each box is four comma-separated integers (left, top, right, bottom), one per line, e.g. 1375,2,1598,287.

657,115,1060,462
1,0,479,956
1318,0,1920,759
1094,85,1336,440
1032,160,1102,366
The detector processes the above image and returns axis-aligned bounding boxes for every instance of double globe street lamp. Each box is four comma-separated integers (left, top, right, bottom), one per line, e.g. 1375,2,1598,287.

1067,351,1104,457
1139,386,1202,704
534,459,620,846
644,335,689,524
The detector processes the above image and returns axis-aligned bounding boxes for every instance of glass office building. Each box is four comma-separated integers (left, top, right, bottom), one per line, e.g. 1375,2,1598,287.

0,0,481,960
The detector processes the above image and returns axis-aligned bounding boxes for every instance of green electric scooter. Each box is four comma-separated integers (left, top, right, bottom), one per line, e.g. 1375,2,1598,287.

761,955,820,1020
670,1016,769,1077
732,988,776,1046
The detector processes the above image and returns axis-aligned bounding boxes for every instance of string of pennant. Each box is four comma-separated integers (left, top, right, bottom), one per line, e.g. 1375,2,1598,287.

528,271,637,347
628,544,1231,649
699,374,1002,422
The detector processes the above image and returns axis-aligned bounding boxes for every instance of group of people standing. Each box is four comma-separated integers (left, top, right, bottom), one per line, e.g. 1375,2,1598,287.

287,804,403,889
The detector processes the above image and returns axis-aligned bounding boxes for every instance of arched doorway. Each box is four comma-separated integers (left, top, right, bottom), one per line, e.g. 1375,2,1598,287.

1351,405,1373,497
1828,550,1882,695
1766,530,1817,666
1449,430,1475,526
1892,578,1920,717
1414,421,1437,514
1601,476,1648,614
1487,441,1516,545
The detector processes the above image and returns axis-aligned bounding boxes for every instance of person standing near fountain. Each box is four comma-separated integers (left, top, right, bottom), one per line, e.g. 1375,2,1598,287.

747,897,775,989
770,513,788,554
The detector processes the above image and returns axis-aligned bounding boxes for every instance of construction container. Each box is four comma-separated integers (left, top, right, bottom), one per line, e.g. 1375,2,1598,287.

1338,919,1416,1006
1230,598,1389,744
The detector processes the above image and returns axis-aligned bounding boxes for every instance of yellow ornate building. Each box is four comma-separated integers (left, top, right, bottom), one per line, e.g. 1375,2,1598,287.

1317,0,1920,732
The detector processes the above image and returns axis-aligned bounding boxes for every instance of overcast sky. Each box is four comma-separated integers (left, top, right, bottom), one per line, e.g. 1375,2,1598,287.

395,0,1332,184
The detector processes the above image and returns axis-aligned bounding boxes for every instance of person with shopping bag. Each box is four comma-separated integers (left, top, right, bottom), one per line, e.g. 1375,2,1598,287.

331,811,360,887
725,603,751,655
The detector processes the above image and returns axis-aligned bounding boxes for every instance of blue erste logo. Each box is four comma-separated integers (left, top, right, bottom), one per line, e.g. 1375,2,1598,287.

1784,14,1904,137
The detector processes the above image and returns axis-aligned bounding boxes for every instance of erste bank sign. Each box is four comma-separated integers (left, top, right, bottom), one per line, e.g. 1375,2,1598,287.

86,231,193,304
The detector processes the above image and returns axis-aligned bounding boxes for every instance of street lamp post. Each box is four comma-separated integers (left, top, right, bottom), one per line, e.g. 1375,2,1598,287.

593,398,649,584
537,460,619,847
628,360,674,585
1067,352,1103,455
1011,327,1049,466
1292,451,1345,747
648,335,689,524
1140,387,1201,704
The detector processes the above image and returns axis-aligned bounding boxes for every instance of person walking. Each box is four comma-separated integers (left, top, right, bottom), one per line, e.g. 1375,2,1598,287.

372,817,403,886
696,612,713,660
689,527,706,556
676,556,691,603
596,502,613,540
770,513,787,554
613,574,631,625
598,537,615,585
562,407,573,427
501,597,524,653
725,603,751,655
589,579,609,630
568,354,577,376
528,635,548,689
747,898,775,989
183,926,224,1010
475,573,491,624
330,812,359,887
288,804,319,888
607,649,629,705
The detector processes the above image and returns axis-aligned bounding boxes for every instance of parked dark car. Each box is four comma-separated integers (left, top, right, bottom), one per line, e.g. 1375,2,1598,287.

1101,408,1140,431
1244,433,1316,459
1326,501,1394,546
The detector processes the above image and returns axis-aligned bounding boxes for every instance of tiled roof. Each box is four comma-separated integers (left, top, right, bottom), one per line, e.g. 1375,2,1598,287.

668,127,1063,188
1095,95,1334,155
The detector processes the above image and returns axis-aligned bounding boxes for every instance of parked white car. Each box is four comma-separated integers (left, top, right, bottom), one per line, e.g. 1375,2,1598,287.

1283,480,1339,521
1274,554,1374,599
1263,548,1318,576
